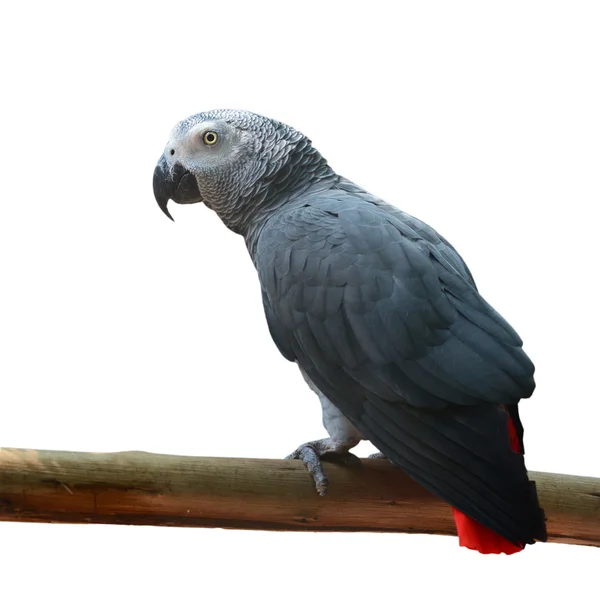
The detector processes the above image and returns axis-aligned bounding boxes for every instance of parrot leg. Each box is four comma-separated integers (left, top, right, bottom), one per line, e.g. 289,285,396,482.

289,367,364,495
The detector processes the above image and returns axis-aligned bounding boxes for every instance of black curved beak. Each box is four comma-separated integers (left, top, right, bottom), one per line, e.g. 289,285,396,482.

153,155,202,221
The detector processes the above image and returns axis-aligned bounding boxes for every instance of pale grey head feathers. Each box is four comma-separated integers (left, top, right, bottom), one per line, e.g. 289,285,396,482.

153,109,333,233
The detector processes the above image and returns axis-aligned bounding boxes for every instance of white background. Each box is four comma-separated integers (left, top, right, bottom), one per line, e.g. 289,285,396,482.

1,1,598,598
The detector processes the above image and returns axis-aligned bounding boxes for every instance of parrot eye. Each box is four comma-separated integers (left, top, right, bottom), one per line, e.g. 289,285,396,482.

202,131,218,145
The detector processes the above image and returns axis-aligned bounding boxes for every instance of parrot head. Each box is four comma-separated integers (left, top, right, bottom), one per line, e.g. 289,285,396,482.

153,109,309,223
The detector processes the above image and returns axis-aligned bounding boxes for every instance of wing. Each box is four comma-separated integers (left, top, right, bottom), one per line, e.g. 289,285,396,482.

334,177,478,287
257,191,539,544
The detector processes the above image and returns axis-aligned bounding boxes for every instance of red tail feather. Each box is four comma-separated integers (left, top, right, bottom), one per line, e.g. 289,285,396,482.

453,409,524,554
453,508,523,554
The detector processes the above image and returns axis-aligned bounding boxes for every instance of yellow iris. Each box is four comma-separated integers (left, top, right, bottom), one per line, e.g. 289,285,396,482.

203,131,218,145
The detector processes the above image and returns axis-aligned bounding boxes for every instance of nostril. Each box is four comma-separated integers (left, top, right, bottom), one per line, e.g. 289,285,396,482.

169,148,175,156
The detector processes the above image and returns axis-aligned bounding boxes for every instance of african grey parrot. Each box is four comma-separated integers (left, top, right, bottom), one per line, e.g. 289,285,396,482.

153,109,547,553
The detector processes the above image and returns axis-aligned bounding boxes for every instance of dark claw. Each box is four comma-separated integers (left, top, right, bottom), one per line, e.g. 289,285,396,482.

323,451,363,467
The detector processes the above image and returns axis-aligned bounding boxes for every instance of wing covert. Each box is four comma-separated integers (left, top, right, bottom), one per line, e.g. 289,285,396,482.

257,195,534,410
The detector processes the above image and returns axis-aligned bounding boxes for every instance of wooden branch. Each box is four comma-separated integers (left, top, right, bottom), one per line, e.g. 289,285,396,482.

0,448,598,547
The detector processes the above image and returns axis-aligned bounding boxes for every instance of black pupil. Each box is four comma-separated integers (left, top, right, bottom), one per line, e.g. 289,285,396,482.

206,133,215,143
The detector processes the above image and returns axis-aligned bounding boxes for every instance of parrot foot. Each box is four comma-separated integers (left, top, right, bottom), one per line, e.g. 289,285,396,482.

285,438,361,496
367,452,387,459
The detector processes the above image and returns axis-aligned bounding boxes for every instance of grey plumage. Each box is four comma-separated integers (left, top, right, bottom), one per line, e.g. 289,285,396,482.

153,109,546,548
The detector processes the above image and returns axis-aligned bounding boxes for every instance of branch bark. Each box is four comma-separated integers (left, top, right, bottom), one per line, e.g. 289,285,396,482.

0,447,598,547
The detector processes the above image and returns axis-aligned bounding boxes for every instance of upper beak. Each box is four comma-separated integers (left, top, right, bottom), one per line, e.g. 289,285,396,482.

153,155,202,221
